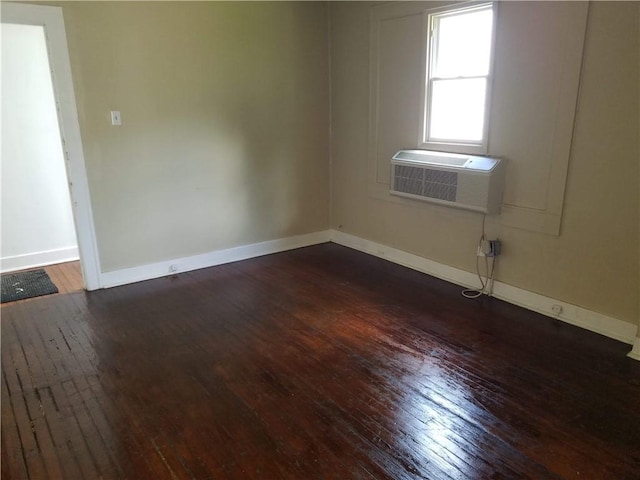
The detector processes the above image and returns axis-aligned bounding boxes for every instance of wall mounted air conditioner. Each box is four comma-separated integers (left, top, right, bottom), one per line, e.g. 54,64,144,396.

390,150,506,214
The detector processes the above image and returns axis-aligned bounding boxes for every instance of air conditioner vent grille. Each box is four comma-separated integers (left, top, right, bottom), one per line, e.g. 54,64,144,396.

423,179,457,201
424,169,457,184
395,164,423,181
394,165,458,202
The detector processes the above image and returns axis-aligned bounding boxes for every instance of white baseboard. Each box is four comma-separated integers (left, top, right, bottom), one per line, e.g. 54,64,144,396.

99,230,332,289
94,227,639,357
330,230,639,347
628,337,640,360
1,246,79,273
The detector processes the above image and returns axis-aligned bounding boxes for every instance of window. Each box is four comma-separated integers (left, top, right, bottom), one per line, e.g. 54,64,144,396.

421,3,495,154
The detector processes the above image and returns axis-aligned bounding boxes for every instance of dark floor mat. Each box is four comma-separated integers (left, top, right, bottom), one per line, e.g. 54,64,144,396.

1,269,59,303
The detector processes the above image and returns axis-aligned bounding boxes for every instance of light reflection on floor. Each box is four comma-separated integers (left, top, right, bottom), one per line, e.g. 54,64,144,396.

395,357,487,478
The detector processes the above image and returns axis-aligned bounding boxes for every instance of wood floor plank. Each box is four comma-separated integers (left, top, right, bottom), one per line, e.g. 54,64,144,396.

45,261,84,294
2,244,639,479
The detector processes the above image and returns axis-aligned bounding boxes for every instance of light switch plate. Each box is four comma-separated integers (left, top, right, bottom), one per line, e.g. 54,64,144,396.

110,111,121,126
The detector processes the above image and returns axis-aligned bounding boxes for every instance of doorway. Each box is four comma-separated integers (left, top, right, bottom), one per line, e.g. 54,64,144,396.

1,22,79,273
1,2,101,290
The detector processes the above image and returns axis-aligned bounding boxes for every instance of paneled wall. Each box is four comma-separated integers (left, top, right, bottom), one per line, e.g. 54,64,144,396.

330,1,639,328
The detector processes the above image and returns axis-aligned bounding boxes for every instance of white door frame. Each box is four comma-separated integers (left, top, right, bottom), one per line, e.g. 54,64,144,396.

2,2,102,290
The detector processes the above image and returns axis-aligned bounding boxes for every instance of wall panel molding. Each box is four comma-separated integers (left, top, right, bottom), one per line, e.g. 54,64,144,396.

368,1,589,235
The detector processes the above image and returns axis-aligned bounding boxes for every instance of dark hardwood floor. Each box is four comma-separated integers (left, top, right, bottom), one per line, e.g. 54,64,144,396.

1,243,639,479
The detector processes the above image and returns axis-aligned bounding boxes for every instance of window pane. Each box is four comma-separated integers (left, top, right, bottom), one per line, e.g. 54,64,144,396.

433,7,493,78
429,78,486,142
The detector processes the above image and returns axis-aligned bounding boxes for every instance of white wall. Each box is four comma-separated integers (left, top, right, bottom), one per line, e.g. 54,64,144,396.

1,23,78,272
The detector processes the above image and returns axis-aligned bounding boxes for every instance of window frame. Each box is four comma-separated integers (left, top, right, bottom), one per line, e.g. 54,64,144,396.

419,2,497,155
